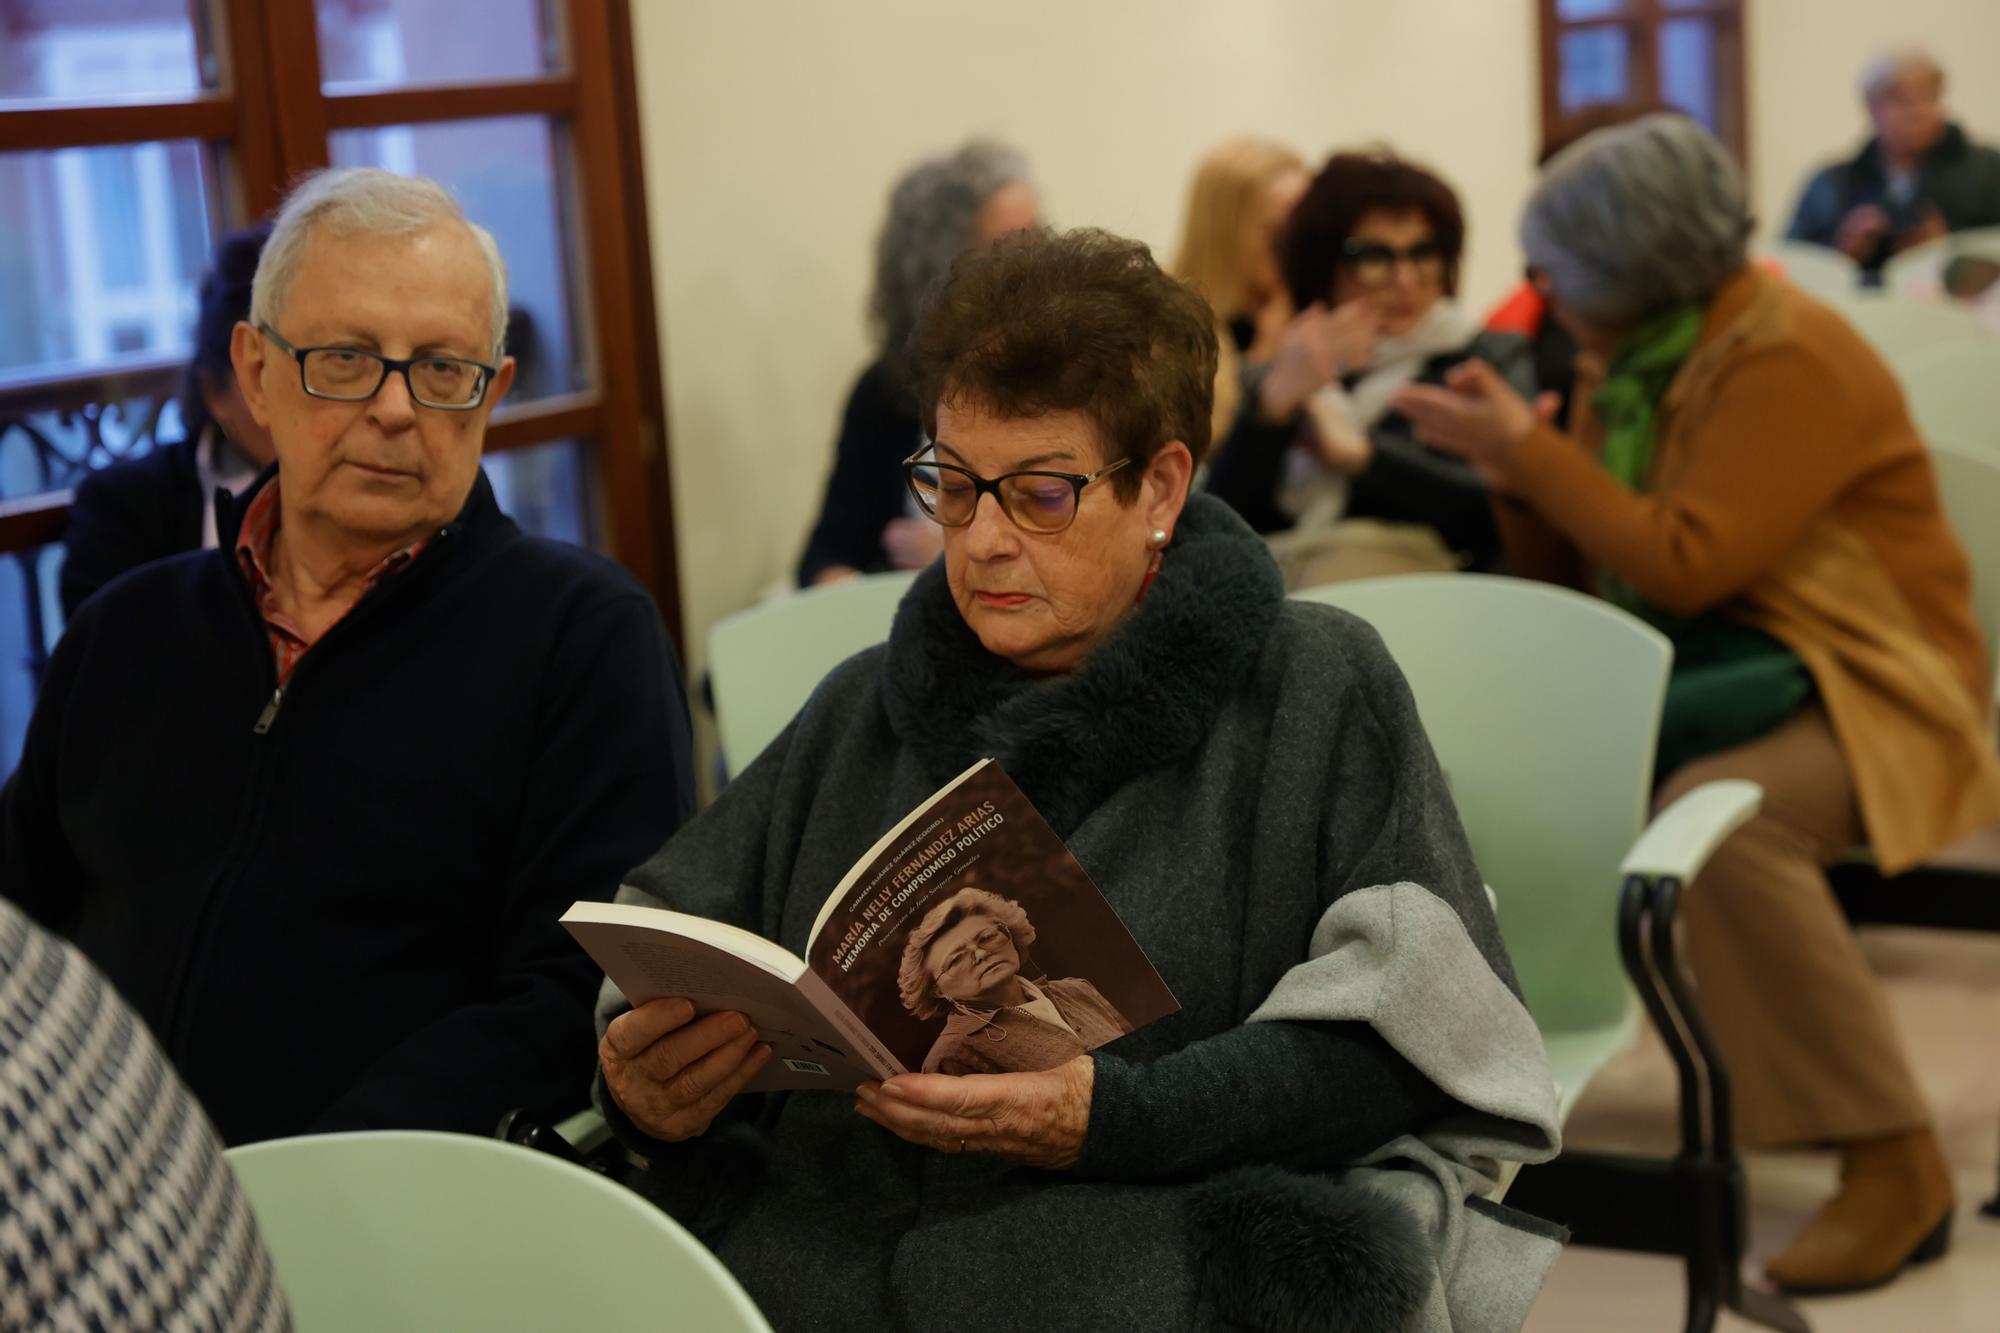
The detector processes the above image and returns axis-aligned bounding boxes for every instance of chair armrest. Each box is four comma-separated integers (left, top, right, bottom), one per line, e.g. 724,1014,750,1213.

497,1106,624,1173
1619,779,1762,882
556,1107,612,1155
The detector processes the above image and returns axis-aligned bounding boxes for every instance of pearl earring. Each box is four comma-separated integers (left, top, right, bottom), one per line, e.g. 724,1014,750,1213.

1150,529,1168,548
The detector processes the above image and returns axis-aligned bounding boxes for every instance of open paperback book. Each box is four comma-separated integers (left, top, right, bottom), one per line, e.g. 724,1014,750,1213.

563,759,1178,1092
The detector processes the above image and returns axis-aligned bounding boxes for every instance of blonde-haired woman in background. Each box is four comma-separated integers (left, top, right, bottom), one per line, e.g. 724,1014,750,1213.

1171,137,1308,443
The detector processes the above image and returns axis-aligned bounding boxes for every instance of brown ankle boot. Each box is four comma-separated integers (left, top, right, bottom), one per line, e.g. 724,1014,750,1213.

1765,1127,1955,1295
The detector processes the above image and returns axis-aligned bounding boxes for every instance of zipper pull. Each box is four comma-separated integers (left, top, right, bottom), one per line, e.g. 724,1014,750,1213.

253,687,285,735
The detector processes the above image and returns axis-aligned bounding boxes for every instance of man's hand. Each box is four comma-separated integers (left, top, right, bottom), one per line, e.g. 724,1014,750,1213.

600,997,772,1143
1893,205,1950,254
854,1056,1095,1169
1835,204,1892,262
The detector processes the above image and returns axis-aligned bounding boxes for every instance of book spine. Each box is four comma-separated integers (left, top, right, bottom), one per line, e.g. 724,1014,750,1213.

796,967,907,1079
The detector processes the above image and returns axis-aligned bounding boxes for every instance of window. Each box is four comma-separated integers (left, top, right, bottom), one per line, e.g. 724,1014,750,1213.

1539,0,1746,161
0,0,678,774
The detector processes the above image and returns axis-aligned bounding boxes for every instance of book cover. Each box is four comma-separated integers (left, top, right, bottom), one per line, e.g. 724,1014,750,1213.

565,760,1177,1091
804,760,1178,1077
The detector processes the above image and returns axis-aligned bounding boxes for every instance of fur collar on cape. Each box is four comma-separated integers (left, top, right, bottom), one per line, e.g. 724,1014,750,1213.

881,492,1284,835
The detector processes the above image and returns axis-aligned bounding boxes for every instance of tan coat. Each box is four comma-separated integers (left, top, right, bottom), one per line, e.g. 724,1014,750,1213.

1497,267,2000,873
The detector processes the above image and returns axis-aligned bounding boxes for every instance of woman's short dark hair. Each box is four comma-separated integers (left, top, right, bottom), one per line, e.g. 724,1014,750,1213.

1280,151,1466,309
907,227,1220,491
180,221,272,443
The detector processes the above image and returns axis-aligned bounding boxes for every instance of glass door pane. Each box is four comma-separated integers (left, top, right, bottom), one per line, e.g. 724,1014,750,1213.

1660,18,1720,135
485,438,600,549
327,115,584,402
0,0,221,103
1558,25,1635,113
315,0,560,89
0,140,223,382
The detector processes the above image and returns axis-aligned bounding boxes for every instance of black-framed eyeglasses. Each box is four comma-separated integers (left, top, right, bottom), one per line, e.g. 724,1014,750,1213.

1339,238,1447,288
902,449,1132,535
258,323,497,410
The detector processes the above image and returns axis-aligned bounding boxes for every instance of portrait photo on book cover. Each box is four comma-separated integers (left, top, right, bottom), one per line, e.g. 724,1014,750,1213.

811,769,1178,1076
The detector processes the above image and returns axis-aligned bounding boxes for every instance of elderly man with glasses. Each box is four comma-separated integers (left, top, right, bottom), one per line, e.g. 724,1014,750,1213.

0,167,694,1146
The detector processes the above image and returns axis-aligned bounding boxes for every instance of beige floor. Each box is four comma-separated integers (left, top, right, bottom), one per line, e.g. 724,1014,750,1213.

1527,920,2000,1332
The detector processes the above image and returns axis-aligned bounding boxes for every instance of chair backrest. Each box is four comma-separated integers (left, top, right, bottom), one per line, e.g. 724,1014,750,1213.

1764,240,1861,302
1928,442,2000,711
709,570,918,774
227,1131,771,1333
1294,574,1671,1037
1828,292,1989,373
1898,341,2000,455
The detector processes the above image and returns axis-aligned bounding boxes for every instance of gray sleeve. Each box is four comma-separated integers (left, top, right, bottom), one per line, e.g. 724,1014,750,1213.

1076,1020,1451,1180
1075,621,1500,1183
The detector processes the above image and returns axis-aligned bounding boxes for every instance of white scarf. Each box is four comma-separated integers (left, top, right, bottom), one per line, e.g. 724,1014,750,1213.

1277,298,1480,527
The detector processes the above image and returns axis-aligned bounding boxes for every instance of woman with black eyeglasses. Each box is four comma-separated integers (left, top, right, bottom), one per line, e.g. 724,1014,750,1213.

591,228,1562,1333
1205,150,1533,582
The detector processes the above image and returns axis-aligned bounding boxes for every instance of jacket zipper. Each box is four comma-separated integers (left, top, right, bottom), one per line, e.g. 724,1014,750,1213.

160,525,459,1056
253,686,284,734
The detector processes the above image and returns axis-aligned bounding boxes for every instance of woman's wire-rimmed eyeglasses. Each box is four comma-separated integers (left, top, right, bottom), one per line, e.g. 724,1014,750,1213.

902,449,1131,535
258,323,497,410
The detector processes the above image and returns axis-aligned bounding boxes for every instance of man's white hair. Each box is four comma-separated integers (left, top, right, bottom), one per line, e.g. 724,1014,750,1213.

249,166,510,359
1860,47,1944,103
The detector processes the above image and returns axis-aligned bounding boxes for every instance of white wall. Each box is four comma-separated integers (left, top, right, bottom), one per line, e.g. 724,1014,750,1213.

628,0,2000,761
1747,0,2000,237
628,0,1540,715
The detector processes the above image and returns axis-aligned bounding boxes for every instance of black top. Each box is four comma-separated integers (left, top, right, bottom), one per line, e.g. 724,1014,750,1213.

1530,315,1583,431
1204,330,1533,569
1788,122,2000,272
795,358,924,587
59,437,205,617
2,468,696,1144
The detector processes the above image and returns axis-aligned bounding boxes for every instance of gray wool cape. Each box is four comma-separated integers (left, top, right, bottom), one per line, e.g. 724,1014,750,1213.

594,494,1563,1333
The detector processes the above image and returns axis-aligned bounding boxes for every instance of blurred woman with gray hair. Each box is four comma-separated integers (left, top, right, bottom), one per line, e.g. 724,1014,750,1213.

796,139,1039,586
1396,113,2000,1296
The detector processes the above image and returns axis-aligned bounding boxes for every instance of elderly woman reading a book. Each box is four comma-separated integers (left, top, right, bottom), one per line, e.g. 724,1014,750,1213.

592,228,1561,1333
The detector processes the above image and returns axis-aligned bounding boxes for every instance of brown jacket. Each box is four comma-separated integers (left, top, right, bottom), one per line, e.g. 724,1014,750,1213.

1497,267,2000,873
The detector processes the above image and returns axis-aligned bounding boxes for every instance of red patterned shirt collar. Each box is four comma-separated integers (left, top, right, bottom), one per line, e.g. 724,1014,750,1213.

234,479,432,684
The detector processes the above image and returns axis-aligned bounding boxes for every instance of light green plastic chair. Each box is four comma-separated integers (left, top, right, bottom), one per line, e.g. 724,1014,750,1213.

227,1130,771,1333
708,569,918,775
1900,343,2000,456
1828,292,1989,375
1764,239,1860,302
1294,574,1759,1121
1882,224,2000,298
1928,441,2000,714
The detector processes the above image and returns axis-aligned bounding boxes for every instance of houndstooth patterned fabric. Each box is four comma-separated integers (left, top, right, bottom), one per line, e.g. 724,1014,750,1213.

1,898,290,1332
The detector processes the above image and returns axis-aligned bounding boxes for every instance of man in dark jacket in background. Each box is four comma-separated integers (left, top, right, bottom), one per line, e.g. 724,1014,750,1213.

0,165,695,1145
60,223,276,618
1787,48,2000,275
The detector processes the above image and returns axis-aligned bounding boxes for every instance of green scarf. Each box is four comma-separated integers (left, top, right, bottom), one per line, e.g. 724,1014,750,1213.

1588,305,1816,775
1592,305,1704,621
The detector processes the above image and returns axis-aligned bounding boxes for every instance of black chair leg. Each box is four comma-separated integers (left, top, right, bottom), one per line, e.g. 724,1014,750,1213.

1622,876,1812,1333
